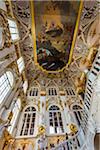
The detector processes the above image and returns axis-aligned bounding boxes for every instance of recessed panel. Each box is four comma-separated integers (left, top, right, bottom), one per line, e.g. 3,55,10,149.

32,1,82,72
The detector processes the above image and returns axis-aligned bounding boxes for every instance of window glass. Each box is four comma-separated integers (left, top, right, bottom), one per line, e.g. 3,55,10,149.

49,105,64,134
48,88,57,96
8,19,19,41
17,57,25,73
29,88,38,96
0,71,14,104
20,107,36,136
73,105,83,126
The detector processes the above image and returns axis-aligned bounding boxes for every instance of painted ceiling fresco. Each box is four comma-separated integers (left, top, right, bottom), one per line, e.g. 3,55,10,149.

12,0,98,84
33,1,82,72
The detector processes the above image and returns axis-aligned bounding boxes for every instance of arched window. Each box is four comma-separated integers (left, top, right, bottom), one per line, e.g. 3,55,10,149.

0,71,14,104
8,98,21,133
20,106,36,136
49,105,64,134
72,105,83,126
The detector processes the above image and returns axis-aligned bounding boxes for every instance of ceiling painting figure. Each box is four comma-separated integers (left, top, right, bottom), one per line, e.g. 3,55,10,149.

31,1,82,72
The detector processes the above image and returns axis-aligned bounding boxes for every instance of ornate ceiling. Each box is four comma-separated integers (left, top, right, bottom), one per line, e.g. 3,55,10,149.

31,1,82,72
12,1,98,87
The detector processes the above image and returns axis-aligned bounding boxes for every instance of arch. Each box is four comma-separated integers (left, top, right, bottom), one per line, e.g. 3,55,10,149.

70,103,83,111
47,103,62,111
72,105,83,111
23,105,38,112
0,70,14,105
25,106,36,112
49,105,60,111
48,104,64,134
20,106,37,136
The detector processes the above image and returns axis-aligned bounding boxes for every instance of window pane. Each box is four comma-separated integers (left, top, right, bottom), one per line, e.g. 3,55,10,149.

0,71,14,104
20,107,36,136
8,19,19,41
49,105,64,134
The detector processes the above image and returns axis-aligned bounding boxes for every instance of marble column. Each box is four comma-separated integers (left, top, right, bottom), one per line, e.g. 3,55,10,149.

60,94,72,124
39,91,46,126
60,93,72,134
36,91,48,150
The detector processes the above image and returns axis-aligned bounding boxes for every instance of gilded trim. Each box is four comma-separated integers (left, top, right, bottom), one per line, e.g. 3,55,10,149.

30,0,83,73
30,0,37,63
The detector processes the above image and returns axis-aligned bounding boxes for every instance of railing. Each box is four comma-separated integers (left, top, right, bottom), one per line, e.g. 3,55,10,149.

52,51,100,150
87,51,99,102
84,51,100,110
52,128,84,150
82,50,100,131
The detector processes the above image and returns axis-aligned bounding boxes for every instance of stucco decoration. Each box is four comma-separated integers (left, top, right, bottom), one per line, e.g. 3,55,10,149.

12,1,98,87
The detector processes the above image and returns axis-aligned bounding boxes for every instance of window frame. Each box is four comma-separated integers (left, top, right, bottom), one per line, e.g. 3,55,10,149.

17,56,25,74
8,17,20,42
28,87,39,98
47,87,58,96
47,105,65,136
72,104,83,127
18,106,38,138
0,70,14,107
65,87,76,97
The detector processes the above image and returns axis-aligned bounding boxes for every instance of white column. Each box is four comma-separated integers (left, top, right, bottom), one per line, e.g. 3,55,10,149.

60,95,72,134
36,92,47,150
60,95,72,124
39,95,46,126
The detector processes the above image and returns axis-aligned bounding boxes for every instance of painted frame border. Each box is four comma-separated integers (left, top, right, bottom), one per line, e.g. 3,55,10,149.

30,0,83,73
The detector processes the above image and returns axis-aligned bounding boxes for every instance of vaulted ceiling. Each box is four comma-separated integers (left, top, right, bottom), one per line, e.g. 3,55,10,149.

12,1,98,87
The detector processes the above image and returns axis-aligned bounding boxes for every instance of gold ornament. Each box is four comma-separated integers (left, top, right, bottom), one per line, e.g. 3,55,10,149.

69,124,78,133
38,125,46,135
